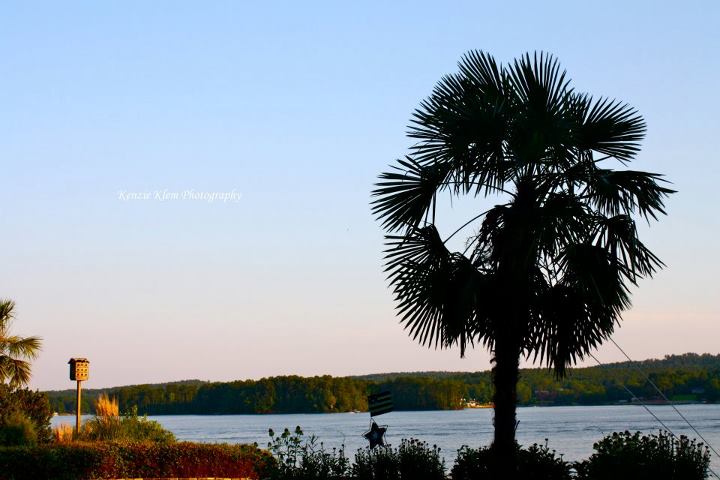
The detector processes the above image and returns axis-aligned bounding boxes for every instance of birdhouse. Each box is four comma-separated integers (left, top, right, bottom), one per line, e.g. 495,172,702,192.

69,358,89,381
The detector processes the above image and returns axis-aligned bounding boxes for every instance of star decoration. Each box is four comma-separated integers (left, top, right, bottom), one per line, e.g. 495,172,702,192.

363,420,387,448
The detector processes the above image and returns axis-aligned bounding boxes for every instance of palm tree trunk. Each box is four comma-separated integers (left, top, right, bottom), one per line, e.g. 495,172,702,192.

491,334,520,478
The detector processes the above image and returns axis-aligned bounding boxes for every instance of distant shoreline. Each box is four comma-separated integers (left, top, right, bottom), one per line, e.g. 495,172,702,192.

53,401,714,418
45,353,720,416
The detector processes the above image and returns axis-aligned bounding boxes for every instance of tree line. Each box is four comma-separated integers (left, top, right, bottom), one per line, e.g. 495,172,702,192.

45,353,720,415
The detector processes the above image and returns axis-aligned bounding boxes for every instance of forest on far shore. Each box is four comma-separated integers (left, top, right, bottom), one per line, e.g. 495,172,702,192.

45,353,720,415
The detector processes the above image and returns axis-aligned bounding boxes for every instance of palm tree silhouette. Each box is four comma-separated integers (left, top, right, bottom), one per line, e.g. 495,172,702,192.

372,51,672,474
0,299,42,387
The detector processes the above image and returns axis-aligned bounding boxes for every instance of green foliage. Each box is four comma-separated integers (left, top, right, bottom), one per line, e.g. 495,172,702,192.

451,443,571,479
43,353,720,413
266,426,350,479
76,406,175,443
0,442,274,480
352,439,445,480
264,427,444,480
47,375,463,415
574,430,711,480
0,413,37,447
0,299,42,388
0,385,52,444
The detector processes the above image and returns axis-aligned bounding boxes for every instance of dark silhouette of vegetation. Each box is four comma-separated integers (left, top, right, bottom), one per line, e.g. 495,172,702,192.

574,430,710,480
452,443,571,480
44,354,720,415
353,438,445,480
266,426,351,479
265,426,446,480
371,50,672,474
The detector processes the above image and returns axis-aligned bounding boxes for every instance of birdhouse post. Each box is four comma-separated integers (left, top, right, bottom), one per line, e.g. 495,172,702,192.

68,358,89,434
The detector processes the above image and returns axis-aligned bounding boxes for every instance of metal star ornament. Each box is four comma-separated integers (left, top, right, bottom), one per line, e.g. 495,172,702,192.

363,420,387,448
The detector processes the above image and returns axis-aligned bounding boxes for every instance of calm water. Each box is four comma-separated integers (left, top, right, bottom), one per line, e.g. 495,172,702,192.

53,405,720,467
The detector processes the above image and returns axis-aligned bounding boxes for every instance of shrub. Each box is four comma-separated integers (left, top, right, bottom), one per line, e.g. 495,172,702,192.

0,441,274,480
77,405,175,443
0,413,37,447
353,438,445,480
353,444,398,480
574,430,711,480
266,425,350,479
450,442,571,480
0,385,52,444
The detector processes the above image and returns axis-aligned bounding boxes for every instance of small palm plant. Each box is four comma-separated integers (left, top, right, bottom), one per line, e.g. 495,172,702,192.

0,300,42,387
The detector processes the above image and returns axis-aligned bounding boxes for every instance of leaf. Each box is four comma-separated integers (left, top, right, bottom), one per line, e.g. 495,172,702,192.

372,157,452,232
384,226,496,355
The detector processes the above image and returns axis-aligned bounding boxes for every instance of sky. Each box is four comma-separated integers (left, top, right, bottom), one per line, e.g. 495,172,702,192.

1,1,718,390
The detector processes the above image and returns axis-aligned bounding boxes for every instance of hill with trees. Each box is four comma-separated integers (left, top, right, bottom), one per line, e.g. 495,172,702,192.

44,353,720,415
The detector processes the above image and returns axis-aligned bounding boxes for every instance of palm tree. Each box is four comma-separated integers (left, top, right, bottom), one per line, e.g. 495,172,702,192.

0,299,42,387
372,51,672,474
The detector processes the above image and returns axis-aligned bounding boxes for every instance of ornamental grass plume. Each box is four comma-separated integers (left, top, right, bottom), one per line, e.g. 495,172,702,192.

52,423,73,443
95,394,119,418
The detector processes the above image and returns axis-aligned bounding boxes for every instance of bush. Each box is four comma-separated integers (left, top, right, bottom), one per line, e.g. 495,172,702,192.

77,405,175,443
265,427,444,480
266,426,351,479
574,430,711,480
0,441,275,480
0,413,37,447
352,438,445,480
450,443,571,480
0,385,52,444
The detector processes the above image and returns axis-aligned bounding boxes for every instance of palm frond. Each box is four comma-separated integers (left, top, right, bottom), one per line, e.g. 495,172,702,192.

407,67,511,196
530,283,616,377
506,52,576,170
467,204,510,268
4,335,42,360
457,50,506,104
384,226,496,355
574,95,646,161
508,52,571,115
0,299,41,386
583,169,675,220
558,243,630,314
536,193,593,258
372,157,452,231
0,299,15,332
593,214,664,282
0,356,33,387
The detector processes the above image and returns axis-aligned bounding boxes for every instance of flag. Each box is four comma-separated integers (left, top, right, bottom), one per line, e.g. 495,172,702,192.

368,391,393,417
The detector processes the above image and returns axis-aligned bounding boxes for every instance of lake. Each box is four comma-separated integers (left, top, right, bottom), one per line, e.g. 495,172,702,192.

52,405,720,468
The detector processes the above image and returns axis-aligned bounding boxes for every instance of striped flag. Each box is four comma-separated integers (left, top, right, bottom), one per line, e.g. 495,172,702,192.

368,391,393,417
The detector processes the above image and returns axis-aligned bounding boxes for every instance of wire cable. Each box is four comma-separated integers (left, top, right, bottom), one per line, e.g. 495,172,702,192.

589,352,720,479
609,338,720,460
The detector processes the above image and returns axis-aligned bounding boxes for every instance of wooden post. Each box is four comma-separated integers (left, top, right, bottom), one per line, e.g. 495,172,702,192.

76,379,82,434
68,357,89,435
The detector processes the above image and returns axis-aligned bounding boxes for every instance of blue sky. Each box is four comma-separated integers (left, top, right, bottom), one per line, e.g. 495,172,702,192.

1,1,718,390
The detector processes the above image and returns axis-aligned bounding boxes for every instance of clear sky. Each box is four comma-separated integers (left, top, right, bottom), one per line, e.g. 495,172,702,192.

1,1,718,390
